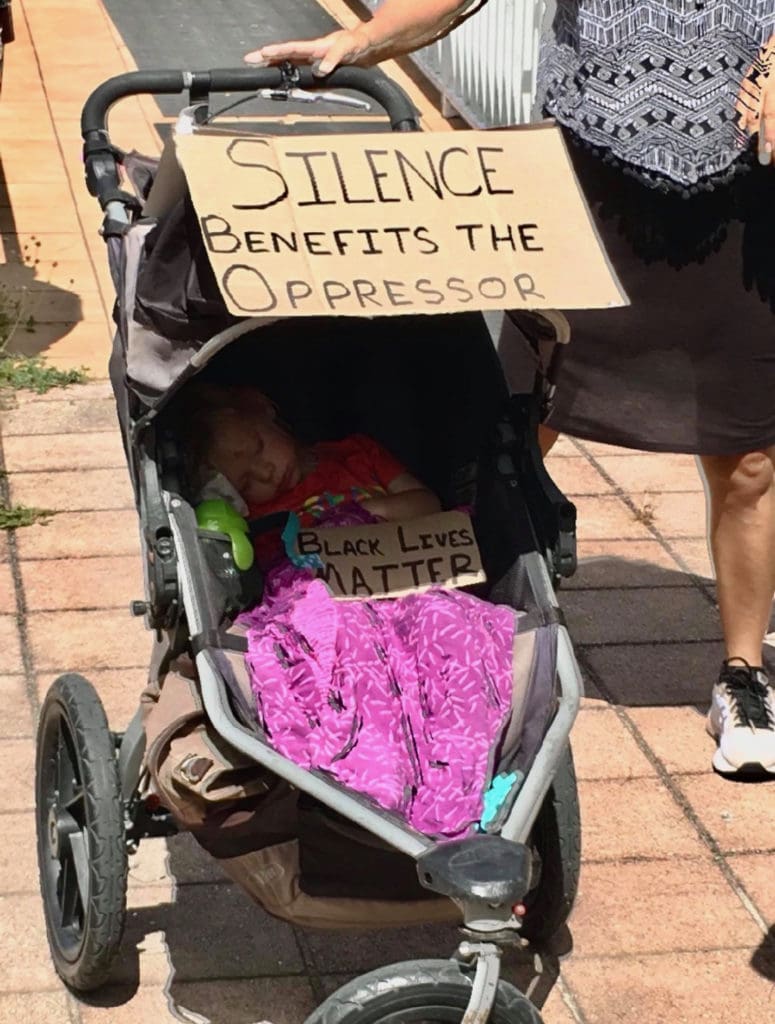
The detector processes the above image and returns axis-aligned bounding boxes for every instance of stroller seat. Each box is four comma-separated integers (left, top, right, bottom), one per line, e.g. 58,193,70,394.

157,310,564,830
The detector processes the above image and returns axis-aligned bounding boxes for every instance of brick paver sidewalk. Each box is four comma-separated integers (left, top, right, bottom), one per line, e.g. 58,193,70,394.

0,2,772,1023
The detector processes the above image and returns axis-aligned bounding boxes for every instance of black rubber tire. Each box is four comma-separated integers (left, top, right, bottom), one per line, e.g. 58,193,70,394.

35,673,128,991
520,743,581,944
305,959,543,1023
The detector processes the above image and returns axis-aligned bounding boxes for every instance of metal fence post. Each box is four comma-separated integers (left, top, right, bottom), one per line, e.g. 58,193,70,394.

363,0,546,128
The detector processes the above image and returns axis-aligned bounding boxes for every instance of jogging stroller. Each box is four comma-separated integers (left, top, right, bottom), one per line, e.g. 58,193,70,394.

34,65,583,1024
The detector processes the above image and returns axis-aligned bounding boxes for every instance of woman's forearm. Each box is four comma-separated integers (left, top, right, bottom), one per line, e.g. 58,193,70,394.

360,0,478,61
251,0,479,72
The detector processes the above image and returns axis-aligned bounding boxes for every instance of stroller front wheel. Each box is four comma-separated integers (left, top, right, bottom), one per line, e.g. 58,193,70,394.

304,959,543,1023
35,673,128,991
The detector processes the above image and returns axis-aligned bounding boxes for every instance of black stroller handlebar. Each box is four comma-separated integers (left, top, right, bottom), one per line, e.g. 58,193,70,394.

81,65,420,217
81,65,420,137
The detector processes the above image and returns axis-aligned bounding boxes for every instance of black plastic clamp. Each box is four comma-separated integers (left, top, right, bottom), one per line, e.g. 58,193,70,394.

279,61,301,90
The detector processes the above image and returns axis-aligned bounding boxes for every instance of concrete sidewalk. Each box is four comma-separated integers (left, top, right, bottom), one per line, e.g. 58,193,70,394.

0,1,772,1022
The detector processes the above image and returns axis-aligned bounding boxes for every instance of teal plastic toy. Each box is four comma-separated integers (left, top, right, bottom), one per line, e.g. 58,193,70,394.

281,512,324,571
195,499,254,571
478,771,523,831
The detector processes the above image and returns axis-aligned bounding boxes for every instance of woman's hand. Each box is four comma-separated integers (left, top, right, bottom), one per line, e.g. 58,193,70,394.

244,1,476,76
245,27,375,76
736,35,775,165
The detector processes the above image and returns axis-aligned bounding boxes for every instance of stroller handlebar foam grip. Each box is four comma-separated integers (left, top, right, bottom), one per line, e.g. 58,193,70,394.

195,499,254,571
81,65,419,139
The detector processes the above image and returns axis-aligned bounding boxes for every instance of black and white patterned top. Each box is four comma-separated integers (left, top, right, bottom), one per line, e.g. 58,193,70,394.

537,1,775,186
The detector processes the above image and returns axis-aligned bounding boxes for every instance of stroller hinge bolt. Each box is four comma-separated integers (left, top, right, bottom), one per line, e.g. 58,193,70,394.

458,940,502,960
130,600,148,617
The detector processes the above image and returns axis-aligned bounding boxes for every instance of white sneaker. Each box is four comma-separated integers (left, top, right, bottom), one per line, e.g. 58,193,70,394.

707,661,775,776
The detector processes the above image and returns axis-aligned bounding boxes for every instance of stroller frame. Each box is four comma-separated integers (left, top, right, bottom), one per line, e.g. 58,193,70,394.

37,64,583,1023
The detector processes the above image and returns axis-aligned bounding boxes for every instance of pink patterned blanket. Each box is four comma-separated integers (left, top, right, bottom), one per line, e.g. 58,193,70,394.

239,508,515,838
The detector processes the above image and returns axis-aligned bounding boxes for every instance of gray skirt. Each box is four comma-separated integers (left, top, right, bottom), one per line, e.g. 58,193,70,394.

545,141,775,456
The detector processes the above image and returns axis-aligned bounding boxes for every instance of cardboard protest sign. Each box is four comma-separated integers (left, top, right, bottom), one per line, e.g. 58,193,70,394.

297,510,485,600
173,123,627,318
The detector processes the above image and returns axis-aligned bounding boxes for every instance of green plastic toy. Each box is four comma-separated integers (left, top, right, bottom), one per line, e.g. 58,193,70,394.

195,499,254,571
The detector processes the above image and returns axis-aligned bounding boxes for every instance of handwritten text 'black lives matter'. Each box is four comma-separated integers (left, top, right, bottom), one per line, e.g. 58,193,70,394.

295,513,485,599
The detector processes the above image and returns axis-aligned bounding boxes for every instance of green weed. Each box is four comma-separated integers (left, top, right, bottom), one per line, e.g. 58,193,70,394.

0,285,88,393
0,354,88,394
0,503,55,529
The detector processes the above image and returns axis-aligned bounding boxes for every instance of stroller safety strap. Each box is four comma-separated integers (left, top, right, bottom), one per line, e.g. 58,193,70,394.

190,630,249,657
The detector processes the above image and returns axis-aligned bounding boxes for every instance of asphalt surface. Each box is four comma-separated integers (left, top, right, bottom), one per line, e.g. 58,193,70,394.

100,0,390,124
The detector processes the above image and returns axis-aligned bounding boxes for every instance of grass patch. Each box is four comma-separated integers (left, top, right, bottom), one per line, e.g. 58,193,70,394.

0,503,55,529
0,354,88,394
0,285,89,394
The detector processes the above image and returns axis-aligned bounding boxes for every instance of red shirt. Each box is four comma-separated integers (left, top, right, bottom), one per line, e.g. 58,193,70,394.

248,434,406,525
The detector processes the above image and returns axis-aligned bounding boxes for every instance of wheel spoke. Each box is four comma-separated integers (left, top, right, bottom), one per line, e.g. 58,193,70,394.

58,854,78,928
64,784,85,821
52,855,63,908
55,721,78,807
68,832,90,911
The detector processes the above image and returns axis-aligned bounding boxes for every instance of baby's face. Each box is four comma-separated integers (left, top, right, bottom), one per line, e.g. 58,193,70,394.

206,409,302,506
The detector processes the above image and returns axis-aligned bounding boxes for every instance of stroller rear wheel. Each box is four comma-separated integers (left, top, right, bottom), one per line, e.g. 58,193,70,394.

521,743,581,944
35,673,128,991
305,959,543,1023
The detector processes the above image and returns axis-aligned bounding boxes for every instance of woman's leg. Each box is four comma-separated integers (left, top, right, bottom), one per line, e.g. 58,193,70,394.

700,448,775,664
699,448,775,774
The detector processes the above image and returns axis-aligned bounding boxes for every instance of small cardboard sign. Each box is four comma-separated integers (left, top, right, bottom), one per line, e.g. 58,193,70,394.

297,510,485,600
172,123,627,318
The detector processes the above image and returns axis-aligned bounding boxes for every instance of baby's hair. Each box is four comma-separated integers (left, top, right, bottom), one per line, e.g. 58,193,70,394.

168,381,278,494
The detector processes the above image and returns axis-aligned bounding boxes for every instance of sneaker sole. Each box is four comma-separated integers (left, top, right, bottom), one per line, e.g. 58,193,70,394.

712,747,775,777
707,715,775,776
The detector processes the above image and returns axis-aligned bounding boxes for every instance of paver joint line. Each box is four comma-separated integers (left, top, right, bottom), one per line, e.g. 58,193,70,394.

556,974,591,1024
579,638,723,649
4,464,128,474
0,432,42,718
569,583,702,592
64,991,82,1024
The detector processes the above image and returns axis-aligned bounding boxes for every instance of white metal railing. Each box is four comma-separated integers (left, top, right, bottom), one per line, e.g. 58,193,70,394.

363,0,546,128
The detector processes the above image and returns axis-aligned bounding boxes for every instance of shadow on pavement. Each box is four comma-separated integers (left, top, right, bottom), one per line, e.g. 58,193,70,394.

559,554,727,707
80,832,566,1023
750,926,775,983
0,164,84,358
